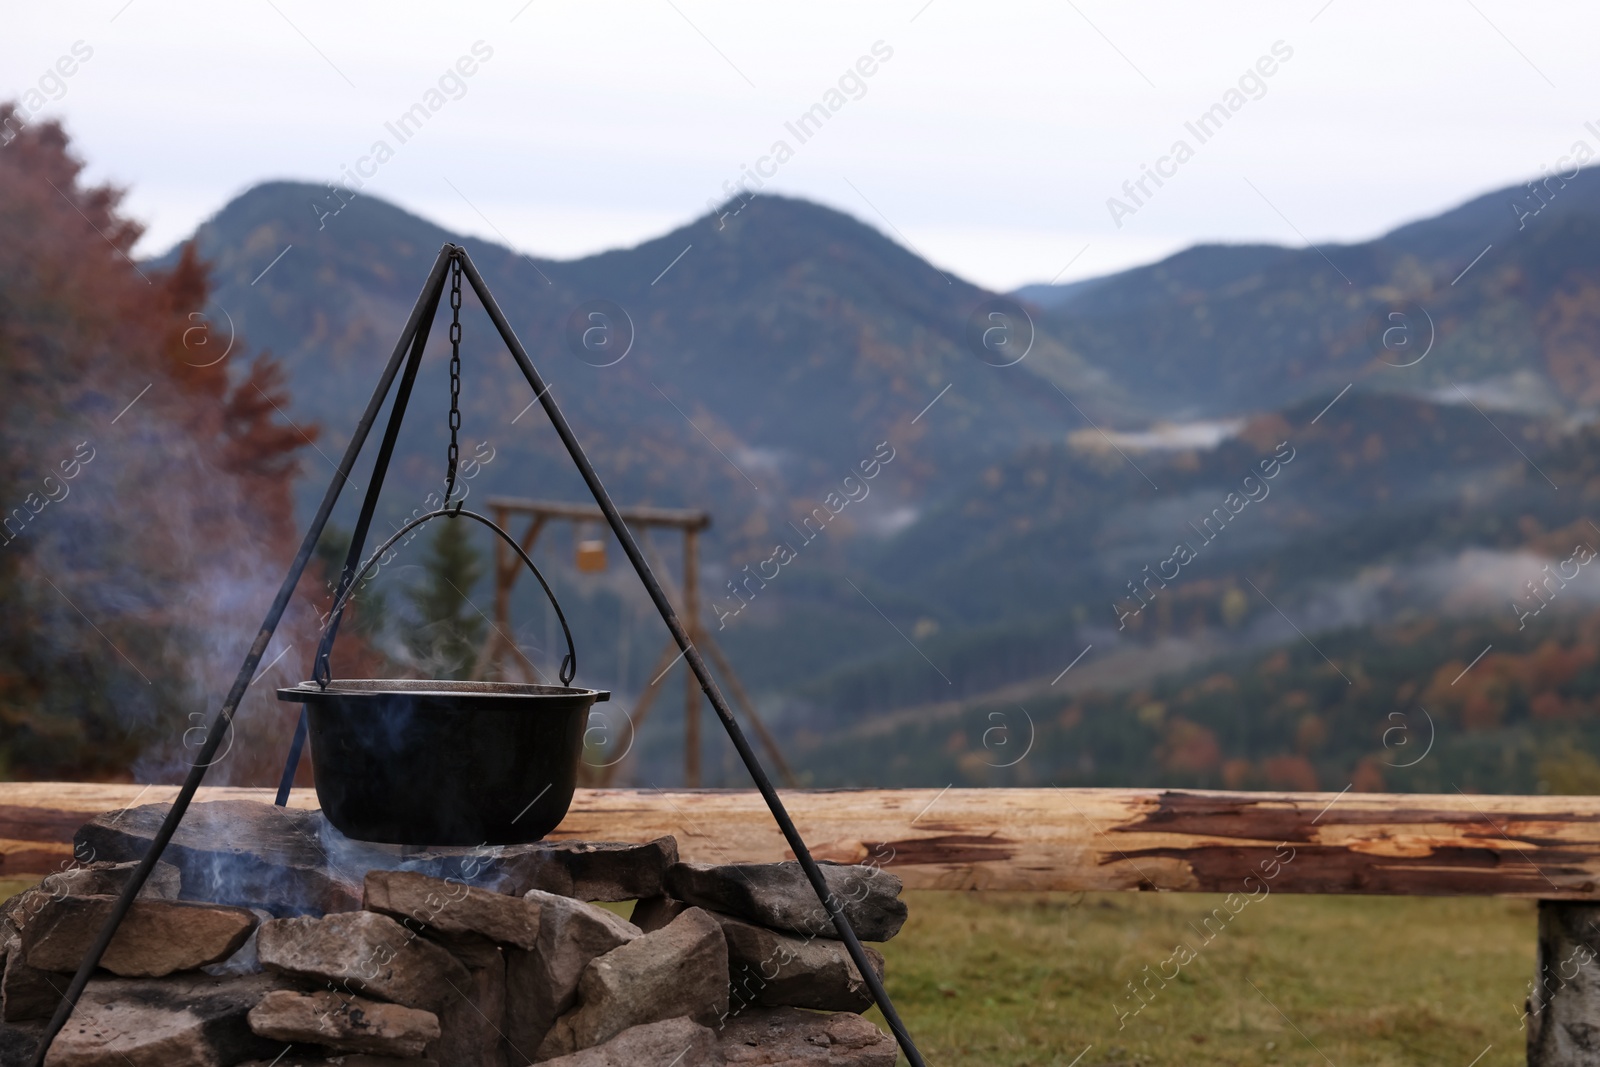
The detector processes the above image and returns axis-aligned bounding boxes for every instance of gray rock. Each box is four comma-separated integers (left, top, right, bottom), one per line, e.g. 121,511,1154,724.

496,838,680,902
3,944,69,1024
2,868,182,954
236,1058,436,1067
539,907,728,1059
293,837,679,905
426,938,505,1067
257,911,468,1012
76,801,676,912
716,913,884,1013
630,896,689,934
22,895,257,977
38,860,181,902
537,1016,719,1066
202,908,275,978
75,801,363,916
248,988,441,1057
503,891,638,1058
718,1008,896,1066
0,893,35,936
2,894,74,1023
0,1018,40,1067
665,863,906,942
365,870,538,950
341,838,679,905
1529,900,1600,1066
3,917,68,1024
41,971,284,1066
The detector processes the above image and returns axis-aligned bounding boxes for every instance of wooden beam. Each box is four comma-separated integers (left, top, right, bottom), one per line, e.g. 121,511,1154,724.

483,497,710,531
5,785,1600,898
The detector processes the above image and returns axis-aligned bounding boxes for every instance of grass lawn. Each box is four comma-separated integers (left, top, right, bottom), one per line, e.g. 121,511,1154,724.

870,890,1534,1067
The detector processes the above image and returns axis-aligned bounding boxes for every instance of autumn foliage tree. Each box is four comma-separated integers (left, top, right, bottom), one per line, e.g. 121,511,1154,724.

0,105,314,781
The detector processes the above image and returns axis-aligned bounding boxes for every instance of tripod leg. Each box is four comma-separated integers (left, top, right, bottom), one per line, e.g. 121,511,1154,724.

683,527,702,786
274,712,309,804
457,249,927,1067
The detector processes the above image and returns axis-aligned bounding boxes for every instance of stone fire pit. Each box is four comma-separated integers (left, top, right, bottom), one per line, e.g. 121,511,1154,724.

0,801,904,1066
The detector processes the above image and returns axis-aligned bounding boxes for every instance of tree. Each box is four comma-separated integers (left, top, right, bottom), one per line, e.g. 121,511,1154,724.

405,519,486,679
310,523,393,682
0,103,311,782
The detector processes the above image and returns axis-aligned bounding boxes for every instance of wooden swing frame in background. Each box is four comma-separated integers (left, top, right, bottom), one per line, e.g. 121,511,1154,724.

475,495,796,788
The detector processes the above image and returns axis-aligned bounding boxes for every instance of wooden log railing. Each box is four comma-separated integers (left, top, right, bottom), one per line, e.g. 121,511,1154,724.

9,783,1600,1064
4,783,1600,898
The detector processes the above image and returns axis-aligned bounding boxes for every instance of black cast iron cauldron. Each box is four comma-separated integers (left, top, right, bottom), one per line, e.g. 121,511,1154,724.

279,506,606,846
277,677,607,845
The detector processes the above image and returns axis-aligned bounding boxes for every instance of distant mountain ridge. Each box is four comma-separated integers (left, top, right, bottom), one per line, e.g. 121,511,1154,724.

1015,166,1600,420
154,182,1119,741
161,182,1108,527
151,172,1600,789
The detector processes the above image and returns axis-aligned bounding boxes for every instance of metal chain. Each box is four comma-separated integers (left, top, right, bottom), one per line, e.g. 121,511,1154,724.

444,256,463,505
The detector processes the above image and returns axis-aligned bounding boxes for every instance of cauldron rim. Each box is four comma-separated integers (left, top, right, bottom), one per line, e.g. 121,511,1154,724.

276,677,611,706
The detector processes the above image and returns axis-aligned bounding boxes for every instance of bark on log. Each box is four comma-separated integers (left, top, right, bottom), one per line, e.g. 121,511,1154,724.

1527,902,1600,1066
2,784,1600,897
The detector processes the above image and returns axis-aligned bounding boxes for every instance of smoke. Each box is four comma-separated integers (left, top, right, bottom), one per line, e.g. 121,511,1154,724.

132,800,517,919
19,388,322,785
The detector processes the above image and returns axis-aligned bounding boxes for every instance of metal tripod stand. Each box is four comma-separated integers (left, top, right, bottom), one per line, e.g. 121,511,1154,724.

31,243,927,1067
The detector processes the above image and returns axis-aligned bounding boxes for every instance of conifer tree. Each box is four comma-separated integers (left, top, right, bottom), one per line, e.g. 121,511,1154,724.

406,517,486,679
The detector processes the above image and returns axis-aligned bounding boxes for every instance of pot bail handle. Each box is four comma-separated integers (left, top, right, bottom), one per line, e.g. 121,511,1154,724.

313,505,577,688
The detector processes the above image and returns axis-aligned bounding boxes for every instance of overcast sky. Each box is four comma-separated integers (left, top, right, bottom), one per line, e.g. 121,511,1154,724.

7,1,1596,291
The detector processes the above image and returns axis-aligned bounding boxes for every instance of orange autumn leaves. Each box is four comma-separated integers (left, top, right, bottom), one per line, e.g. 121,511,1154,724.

0,106,313,780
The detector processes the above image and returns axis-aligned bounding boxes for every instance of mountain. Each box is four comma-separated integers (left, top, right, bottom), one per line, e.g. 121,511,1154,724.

163,183,1114,532
154,183,1121,751
1009,274,1111,309
781,387,1567,716
1019,167,1600,421
155,173,1600,791
788,394,1600,792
